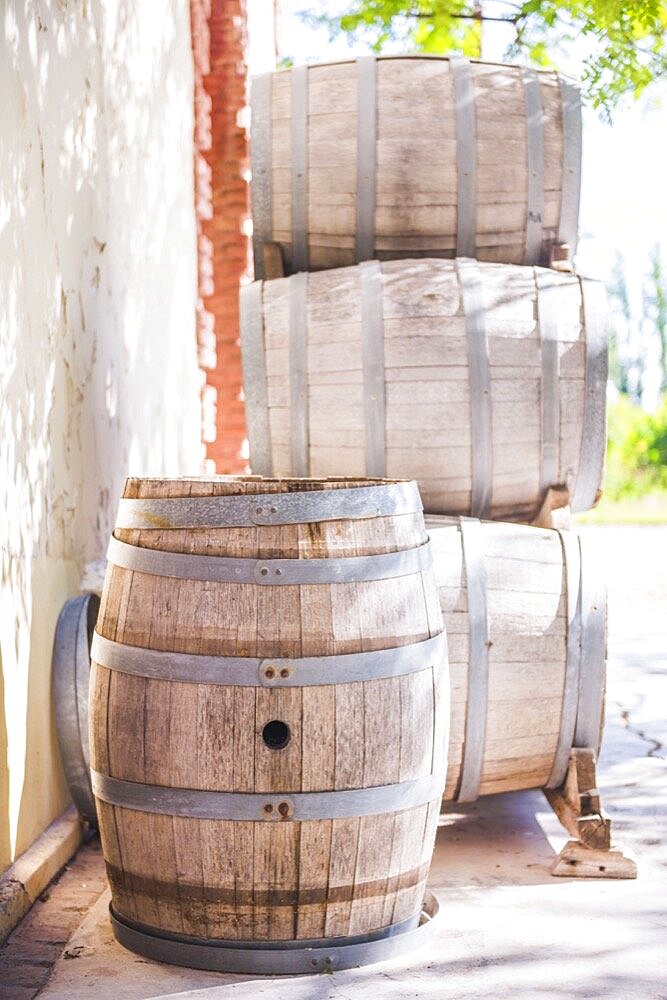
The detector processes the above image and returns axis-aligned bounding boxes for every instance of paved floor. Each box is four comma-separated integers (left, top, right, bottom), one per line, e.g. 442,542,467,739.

5,526,666,999
0,837,108,1000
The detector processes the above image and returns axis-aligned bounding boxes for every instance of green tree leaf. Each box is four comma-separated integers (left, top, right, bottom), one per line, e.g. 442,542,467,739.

301,0,667,113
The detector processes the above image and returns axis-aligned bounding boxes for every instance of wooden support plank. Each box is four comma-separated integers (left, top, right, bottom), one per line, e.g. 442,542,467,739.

262,241,286,280
545,748,637,878
551,840,637,879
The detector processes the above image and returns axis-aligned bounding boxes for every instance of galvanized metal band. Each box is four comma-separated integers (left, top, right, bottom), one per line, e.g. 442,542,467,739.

289,271,310,476
91,630,446,688
53,593,100,825
571,278,608,513
546,529,582,788
558,78,582,252
456,517,489,803
536,269,561,493
110,893,439,975
115,482,421,530
91,771,446,821
290,65,309,272
574,532,607,751
457,259,492,519
106,536,433,585
360,260,387,477
250,73,272,280
239,281,273,475
355,55,377,263
450,56,476,259
523,69,545,264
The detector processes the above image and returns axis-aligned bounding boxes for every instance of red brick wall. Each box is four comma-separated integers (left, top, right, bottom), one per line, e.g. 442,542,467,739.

190,0,249,472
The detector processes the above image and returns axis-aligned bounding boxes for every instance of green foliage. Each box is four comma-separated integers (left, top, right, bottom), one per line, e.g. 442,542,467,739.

606,393,667,499
305,0,667,114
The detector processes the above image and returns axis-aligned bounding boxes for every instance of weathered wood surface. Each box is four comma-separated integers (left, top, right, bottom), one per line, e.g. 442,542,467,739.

252,57,580,275
551,840,638,879
425,517,606,802
91,477,447,942
545,746,637,877
241,259,607,522
544,748,610,850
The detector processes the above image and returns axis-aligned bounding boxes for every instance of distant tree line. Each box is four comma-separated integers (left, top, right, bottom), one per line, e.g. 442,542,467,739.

608,245,667,404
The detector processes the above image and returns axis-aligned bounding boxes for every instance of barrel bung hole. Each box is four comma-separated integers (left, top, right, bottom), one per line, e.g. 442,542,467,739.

262,720,291,750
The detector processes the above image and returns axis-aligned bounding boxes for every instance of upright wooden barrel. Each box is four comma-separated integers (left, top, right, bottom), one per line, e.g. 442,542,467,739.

425,517,606,803
90,477,448,974
251,56,581,276
240,259,608,523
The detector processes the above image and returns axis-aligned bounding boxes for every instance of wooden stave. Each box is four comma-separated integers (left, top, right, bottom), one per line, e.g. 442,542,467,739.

91,476,448,944
251,56,581,276
240,259,608,522
424,516,606,802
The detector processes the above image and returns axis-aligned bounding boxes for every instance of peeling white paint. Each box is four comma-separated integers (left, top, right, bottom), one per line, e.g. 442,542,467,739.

0,1,201,868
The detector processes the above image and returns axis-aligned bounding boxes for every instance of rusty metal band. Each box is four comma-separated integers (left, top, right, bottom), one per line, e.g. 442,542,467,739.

523,69,545,264
355,55,377,263
546,529,582,788
571,278,608,513
115,482,422,529
558,78,582,252
110,894,440,975
450,56,476,259
239,281,273,475
53,593,100,825
457,259,492,519
106,535,433,585
290,65,309,272
250,73,272,280
536,269,561,494
91,630,446,688
456,517,489,803
91,770,446,821
360,260,387,477
573,532,607,751
289,271,310,476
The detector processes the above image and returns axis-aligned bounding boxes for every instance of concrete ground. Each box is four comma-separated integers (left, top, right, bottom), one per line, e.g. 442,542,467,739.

18,527,667,998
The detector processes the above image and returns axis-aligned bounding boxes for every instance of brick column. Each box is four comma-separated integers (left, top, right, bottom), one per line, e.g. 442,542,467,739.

190,0,250,472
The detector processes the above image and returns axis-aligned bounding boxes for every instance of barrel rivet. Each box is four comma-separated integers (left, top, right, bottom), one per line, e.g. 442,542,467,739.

278,801,290,817
275,568,283,576
264,803,273,814
260,567,269,576
280,668,290,679
256,507,263,514
265,666,276,679
270,506,277,513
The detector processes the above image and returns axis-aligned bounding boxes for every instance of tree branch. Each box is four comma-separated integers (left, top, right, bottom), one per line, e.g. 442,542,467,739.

406,8,522,22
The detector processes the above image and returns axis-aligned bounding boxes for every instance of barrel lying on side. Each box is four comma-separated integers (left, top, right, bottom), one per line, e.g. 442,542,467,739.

425,516,606,803
90,477,448,972
251,56,581,276
241,259,608,523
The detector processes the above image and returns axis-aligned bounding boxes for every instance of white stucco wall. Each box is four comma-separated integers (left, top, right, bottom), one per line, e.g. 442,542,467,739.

0,2,201,869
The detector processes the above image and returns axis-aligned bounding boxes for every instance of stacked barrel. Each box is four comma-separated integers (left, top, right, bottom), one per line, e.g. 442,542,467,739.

85,54,609,976
241,55,608,803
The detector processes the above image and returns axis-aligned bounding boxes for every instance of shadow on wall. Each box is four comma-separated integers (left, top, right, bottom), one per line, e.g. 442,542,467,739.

0,1,201,865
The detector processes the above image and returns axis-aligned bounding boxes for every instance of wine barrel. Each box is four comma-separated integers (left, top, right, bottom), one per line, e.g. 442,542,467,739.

53,593,100,825
251,56,581,277
425,517,606,802
90,476,448,974
240,258,608,523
